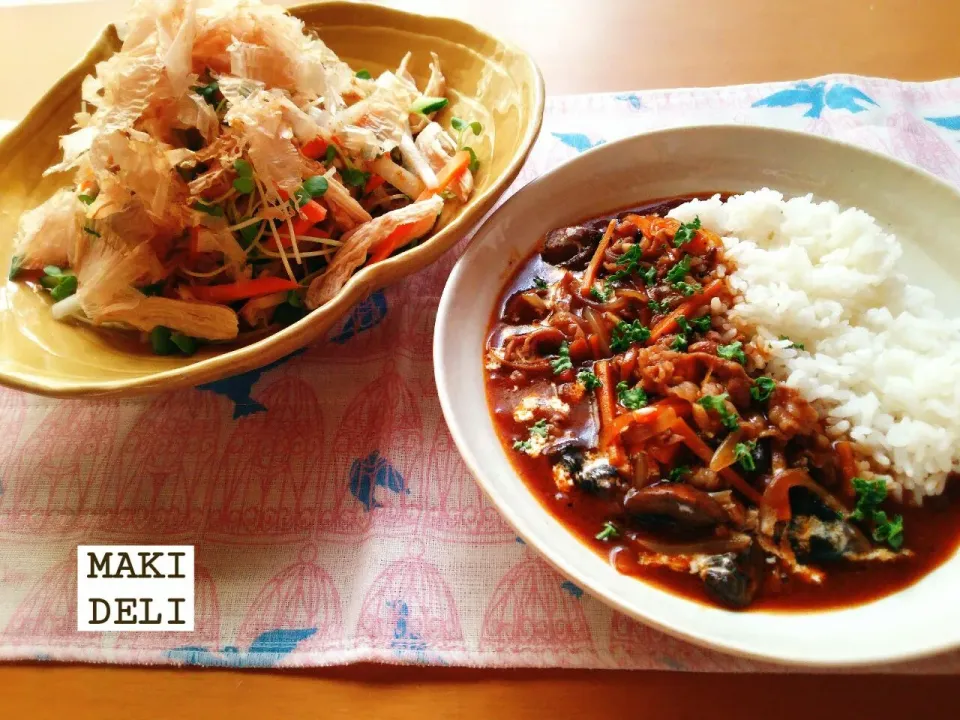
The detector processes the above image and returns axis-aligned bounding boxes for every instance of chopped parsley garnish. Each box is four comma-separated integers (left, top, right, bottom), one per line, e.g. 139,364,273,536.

578,370,602,390
530,419,549,437
850,478,904,550
514,419,549,454
551,341,573,374
871,510,904,550
232,159,255,194
734,441,757,471
610,320,650,352
192,201,224,217
717,341,746,365
355,69,372,80
673,281,702,296
616,381,648,410
533,276,548,290
779,335,805,351
640,264,657,286
595,521,620,541
666,465,691,482
690,314,712,332
340,167,371,189
590,283,612,302
665,255,693,285
851,477,888,522
608,245,642,284
648,299,667,314
672,216,701,247
697,393,739,431
675,316,691,334
670,334,689,351
750,376,776,402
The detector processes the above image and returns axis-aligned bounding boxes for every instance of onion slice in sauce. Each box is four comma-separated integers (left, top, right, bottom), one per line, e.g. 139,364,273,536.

634,532,752,557
709,428,743,472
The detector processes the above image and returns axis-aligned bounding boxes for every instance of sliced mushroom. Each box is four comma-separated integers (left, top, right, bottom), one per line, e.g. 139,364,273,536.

541,226,602,269
698,543,762,609
624,483,730,528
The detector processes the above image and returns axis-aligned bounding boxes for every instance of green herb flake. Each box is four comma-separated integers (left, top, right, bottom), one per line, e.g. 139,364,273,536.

610,320,650,352
551,341,573,374
324,145,337,164
530,419,549,438
607,245,642,285
595,521,620,542
672,216,701,247
302,175,329,198
513,438,533,452
616,381,648,410
734,441,757,472
590,283,612,303
717,341,747,365
355,69,372,80
690,314,712,333
578,370,602,390
851,477,888,522
648,299,667,314
77,193,96,205
675,316,691,335
673,281,702,297
779,335,805,351
665,255,693,285
232,176,255,194
170,332,198,356
411,96,449,115
670,334,689,351
193,81,219,106
697,393,739,431
150,326,175,355
340,167,371,189
49,274,77,302
533,276,548,290
640,264,657,286
667,466,691,482
871,510,905,550
750,376,776,403
192,201,224,217
464,146,480,173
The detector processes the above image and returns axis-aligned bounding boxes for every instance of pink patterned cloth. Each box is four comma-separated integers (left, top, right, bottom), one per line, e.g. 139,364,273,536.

3,74,960,671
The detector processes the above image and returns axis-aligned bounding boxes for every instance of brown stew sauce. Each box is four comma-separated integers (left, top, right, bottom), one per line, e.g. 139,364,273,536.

484,194,960,611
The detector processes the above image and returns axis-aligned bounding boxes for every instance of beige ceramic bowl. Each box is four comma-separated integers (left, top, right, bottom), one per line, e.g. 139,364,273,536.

0,2,544,398
435,125,960,667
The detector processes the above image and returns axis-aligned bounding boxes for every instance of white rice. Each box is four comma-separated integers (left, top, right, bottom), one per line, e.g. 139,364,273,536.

669,189,960,502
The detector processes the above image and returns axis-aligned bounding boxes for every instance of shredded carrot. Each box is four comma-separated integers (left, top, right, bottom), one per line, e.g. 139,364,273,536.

300,137,328,160
368,222,418,265
647,442,681,466
580,220,616,298
648,279,726,343
292,200,328,236
671,417,762,504
415,150,471,202
588,334,602,359
568,337,589,361
364,174,386,195
191,277,299,304
594,360,623,465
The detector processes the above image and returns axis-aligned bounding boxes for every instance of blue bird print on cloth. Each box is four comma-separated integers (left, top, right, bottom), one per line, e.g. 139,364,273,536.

330,290,388,344
615,93,642,110
349,451,409,511
560,580,584,599
752,81,878,118
388,600,428,662
197,348,305,419
927,116,960,132
552,132,605,153
167,628,317,668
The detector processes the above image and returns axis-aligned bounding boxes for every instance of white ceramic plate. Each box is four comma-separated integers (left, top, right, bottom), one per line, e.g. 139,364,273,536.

434,125,960,667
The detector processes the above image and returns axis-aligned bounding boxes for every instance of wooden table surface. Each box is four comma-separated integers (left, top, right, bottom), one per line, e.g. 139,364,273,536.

4,0,960,717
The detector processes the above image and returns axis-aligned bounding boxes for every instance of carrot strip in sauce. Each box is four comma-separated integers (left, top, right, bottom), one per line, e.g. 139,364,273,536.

580,219,616,298
568,337,590,362
836,441,858,482
671,416,762,504
648,279,726,343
